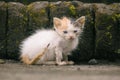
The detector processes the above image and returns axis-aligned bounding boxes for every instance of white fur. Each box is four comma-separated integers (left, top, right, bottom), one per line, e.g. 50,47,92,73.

20,30,78,62
20,16,85,64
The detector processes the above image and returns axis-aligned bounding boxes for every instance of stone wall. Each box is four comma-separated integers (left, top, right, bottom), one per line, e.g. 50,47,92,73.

0,1,120,62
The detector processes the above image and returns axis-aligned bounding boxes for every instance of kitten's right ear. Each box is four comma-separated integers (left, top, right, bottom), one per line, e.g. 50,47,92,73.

53,17,61,30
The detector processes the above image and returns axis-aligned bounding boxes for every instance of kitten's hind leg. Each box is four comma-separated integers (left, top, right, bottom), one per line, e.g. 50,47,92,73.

20,54,32,65
21,44,50,65
30,43,50,65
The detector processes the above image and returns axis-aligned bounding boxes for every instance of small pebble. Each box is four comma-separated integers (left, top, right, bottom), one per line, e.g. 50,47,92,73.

77,67,81,70
88,59,98,65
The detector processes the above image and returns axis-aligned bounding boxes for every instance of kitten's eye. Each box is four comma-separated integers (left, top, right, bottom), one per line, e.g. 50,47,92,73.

63,31,68,34
73,30,77,33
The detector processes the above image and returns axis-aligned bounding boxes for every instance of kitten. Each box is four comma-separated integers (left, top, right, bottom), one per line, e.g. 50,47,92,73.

20,16,85,65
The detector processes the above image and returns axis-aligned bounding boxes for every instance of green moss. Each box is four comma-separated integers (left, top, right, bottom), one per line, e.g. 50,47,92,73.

23,16,27,22
27,4,33,11
111,4,119,9
39,9,46,14
112,15,117,22
49,4,56,9
107,25,112,30
114,14,120,18
117,49,120,54
105,32,112,39
69,5,76,16
112,14,120,21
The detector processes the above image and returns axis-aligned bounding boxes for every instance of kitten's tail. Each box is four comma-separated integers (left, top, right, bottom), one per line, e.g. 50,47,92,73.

21,43,50,65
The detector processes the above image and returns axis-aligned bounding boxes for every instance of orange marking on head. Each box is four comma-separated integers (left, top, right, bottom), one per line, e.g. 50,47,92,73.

54,17,71,31
59,17,71,30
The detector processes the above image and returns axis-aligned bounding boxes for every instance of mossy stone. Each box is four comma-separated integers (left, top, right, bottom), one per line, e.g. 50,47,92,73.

7,2,27,60
72,2,95,62
0,1,7,59
27,1,49,34
110,3,120,55
94,3,120,60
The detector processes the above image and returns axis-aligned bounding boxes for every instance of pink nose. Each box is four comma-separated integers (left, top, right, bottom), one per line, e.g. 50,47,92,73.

69,36,74,40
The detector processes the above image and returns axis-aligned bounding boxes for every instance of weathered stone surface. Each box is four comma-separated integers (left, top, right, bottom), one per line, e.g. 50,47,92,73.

49,1,81,26
50,1,78,18
0,1,7,58
94,3,120,60
27,1,49,34
110,3,120,56
71,2,95,62
7,2,27,59
50,1,95,62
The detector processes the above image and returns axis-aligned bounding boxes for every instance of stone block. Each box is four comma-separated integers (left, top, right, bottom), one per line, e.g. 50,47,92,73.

0,1,7,58
7,2,27,59
27,1,49,34
94,3,120,60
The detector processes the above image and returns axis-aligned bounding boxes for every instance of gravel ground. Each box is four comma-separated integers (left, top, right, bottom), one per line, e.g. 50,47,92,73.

0,61,120,80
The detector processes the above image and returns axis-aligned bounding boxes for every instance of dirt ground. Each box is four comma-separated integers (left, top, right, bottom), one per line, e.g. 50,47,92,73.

0,60,120,80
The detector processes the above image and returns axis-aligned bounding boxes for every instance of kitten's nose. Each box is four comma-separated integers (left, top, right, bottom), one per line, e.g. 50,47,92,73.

69,36,74,40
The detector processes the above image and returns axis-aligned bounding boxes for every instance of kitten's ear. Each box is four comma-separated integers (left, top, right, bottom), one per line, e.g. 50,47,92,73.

53,17,61,30
74,16,85,29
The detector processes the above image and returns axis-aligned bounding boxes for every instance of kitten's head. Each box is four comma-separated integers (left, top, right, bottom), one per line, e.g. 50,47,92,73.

53,16,85,40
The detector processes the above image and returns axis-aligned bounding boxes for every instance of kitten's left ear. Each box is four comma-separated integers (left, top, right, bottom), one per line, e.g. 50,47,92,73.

74,16,86,29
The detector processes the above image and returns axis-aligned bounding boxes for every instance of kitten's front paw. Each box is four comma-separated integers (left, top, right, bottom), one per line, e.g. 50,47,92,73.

67,61,74,65
57,61,67,66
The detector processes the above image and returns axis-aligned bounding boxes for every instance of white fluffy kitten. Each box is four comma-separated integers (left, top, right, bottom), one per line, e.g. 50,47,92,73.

20,16,85,65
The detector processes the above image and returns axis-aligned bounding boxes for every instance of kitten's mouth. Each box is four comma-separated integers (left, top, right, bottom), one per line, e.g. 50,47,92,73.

68,37,75,40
